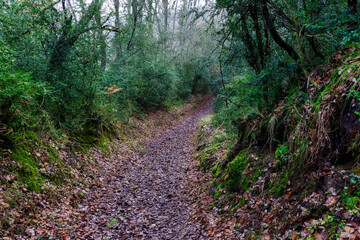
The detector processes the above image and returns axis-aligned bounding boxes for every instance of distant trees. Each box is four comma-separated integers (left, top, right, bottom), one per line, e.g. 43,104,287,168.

0,0,216,131
2,0,357,134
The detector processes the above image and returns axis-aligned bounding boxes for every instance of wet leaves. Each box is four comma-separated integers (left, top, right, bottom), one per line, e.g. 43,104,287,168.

2,93,359,239
1,96,221,239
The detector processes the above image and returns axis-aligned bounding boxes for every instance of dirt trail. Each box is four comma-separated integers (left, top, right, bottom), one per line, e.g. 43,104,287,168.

73,99,215,239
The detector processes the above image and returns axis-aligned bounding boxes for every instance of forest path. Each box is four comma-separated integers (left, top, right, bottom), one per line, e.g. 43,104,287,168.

71,98,230,239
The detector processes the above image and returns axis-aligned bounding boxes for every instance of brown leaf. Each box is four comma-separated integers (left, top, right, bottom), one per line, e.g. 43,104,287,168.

284,192,291,200
292,232,298,240
349,129,359,138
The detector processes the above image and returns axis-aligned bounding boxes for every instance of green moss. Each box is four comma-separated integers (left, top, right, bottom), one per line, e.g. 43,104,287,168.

271,174,288,197
195,119,230,172
214,189,222,201
200,114,213,123
10,135,44,192
7,131,71,191
223,150,267,195
196,143,220,170
70,127,114,156
212,161,222,177
224,150,250,191
211,150,256,196
46,144,59,161
24,131,39,141
275,144,290,169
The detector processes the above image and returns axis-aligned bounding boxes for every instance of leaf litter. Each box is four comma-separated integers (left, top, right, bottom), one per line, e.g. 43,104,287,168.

1,95,241,239
64,97,237,239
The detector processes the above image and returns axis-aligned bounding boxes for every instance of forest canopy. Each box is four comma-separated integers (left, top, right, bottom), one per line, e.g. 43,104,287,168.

0,0,359,138
0,0,216,133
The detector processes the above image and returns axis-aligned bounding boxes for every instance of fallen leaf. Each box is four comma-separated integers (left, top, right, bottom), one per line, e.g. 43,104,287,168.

284,192,291,200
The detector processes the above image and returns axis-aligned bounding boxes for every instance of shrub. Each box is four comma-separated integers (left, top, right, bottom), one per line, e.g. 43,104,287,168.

0,43,49,131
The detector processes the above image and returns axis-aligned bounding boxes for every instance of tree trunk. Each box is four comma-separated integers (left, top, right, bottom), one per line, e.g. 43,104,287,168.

49,0,101,74
307,36,324,60
127,0,141,51
250,2,265,69
264,22,270,59
95,4,107,71
348,0,358,14
173,0,178,31
114,0,122,60
163,0,168,32
260,0,300,62
240,16,258,72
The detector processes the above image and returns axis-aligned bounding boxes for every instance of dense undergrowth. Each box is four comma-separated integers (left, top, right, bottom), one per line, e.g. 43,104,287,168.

196,46,360,238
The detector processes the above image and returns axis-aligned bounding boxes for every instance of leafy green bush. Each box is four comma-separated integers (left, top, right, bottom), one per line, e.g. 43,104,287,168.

102,55,182,119
213,69,287,135
136,62,179,110
225,151,249,192
0,44,49,131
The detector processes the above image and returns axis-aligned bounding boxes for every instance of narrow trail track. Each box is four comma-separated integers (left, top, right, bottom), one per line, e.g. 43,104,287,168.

73,99,219,239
